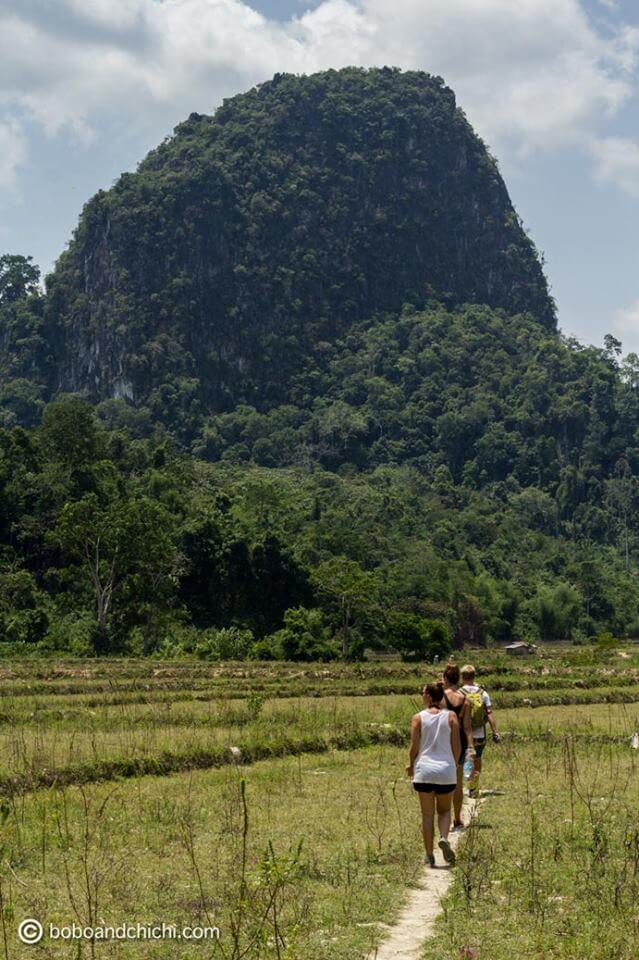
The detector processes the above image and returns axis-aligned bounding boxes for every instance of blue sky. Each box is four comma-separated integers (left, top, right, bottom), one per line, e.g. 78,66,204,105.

1,0,639,351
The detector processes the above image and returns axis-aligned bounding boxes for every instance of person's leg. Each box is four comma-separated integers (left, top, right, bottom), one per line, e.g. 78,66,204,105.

417,790,436,855
436,789,456,865
469,740,484,797
453,763,463,826
436,790,452,841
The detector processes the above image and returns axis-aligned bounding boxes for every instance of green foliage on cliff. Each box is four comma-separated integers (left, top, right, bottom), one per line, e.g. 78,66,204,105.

38,67,553,425
189,302,637,492
0,256,49,428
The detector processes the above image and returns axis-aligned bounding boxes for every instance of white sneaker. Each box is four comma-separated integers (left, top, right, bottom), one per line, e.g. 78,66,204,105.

438,838,456,865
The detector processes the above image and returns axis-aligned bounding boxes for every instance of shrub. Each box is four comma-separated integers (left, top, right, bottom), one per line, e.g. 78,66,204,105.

0,567,49,645
596,631,620,650
270,607,338,662
387,613,452,662
136,621,200,659
41,610,96,657
570,629,589,646
195,626,255,661
250,636,282,660
531,582,581,641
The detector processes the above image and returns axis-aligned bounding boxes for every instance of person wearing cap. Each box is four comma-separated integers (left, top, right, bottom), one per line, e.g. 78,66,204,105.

459,663,502,799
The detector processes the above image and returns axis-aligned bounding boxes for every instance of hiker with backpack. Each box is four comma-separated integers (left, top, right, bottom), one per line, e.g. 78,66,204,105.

459,664,502,799
406,680,461,868
442,662,475,829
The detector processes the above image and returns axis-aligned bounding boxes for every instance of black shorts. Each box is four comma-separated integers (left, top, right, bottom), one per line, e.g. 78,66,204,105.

413,782,456,794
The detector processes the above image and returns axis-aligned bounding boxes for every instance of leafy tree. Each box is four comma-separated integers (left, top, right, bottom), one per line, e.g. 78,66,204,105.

0,255,40,305
605,459,637,572
0,564,49,645
40,398,102,467
531,582,581,642
387,613,451,662
312,557,378,658
49,494,178,652
271,607,337,661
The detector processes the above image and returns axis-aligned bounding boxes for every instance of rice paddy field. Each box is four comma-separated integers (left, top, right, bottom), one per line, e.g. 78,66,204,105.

0,645,638,958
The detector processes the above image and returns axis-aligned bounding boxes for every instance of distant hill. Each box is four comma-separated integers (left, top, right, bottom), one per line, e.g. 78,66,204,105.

30,67,554,425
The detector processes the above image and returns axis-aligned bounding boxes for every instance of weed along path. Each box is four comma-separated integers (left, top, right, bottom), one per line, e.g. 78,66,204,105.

369,799,479,960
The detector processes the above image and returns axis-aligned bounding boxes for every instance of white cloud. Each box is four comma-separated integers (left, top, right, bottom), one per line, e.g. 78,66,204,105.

591,136,639,196
613,299,639,336
611,299,639,353
0,118,26,189
0,0,637,184
611,24,639,74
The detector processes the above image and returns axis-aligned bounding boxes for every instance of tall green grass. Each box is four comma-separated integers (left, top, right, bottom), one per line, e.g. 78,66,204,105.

424,736,639,960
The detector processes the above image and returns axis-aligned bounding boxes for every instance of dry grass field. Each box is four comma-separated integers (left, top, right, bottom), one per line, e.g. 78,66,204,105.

0,645,637,958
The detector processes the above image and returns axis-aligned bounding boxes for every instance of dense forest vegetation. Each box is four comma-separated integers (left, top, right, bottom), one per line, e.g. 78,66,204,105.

1,291,638,658
0,68,637,658
0,68,553,436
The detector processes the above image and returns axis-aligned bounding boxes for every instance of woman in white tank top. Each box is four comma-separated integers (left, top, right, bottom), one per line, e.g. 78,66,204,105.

406,681,461,867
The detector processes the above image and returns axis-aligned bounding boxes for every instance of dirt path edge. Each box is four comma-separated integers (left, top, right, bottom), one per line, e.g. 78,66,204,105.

368,798,479,960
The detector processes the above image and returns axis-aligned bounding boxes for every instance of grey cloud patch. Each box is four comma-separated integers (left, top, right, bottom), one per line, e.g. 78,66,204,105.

7,0,153,51
0,118,26,189
591,136,639,196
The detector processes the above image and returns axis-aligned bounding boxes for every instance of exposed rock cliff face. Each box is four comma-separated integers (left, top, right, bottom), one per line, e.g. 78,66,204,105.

44,67,555,412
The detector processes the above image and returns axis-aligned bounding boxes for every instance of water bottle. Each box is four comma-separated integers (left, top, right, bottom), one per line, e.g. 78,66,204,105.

463,749,474,782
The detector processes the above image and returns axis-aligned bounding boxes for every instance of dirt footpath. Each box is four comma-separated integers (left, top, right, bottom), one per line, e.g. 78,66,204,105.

369,799,478,960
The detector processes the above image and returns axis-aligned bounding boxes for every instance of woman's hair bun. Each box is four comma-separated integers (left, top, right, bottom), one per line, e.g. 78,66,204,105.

443,662,460,684
423,680,445,703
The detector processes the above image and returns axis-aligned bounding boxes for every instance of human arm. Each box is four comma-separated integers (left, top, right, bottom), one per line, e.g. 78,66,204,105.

449,711,461,761
406,714,421,778
484,691,502,742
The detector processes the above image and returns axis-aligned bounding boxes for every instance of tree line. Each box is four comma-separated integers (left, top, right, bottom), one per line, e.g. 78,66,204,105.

1,393,637,660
